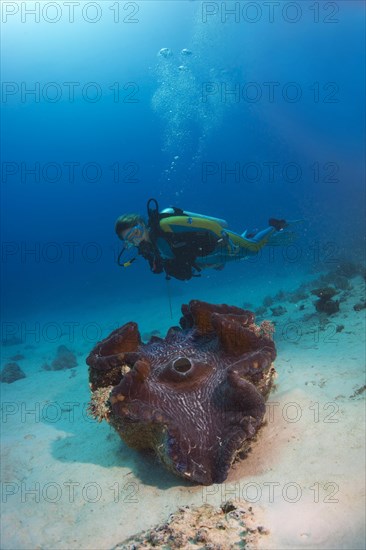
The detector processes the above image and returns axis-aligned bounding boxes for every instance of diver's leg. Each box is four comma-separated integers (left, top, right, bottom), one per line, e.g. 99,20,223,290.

203,220,288,266
241,218,287,245
249,226,275,244
269,218,287,231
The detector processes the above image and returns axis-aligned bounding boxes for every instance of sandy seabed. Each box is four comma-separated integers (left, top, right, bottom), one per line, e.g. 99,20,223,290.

1,271,365,550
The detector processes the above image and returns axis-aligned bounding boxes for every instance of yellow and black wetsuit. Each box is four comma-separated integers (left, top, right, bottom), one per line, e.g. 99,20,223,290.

138,219,219,280
138,199,286,281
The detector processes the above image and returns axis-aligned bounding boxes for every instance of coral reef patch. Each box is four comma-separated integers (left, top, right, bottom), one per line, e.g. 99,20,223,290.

43,345,77,370
270,305,287,317
311,287,340,315
0,362,26,383
112,499,267,549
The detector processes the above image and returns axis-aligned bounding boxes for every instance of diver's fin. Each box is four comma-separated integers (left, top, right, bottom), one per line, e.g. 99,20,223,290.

286,219,305,226
242,219,304,245
269,218,288,231
267,219,304,246
267,231,298,246
269,218,305,232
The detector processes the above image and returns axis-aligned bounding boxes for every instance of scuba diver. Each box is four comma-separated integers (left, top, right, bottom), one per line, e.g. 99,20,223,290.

115,198,295,281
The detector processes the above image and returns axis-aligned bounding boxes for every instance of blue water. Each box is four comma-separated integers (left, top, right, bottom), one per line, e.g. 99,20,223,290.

1,0,365,323
1,5,366,549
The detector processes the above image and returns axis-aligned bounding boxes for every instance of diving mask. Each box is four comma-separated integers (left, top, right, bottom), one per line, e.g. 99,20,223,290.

122,224,144,248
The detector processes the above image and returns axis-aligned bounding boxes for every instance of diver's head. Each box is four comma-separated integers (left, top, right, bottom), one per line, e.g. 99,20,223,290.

115,213,149,247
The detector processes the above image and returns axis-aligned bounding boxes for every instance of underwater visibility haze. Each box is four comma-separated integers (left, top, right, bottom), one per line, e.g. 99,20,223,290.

1,2,365,549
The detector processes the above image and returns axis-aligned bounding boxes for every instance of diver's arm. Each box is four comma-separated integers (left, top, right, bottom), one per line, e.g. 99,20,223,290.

138,242,164,274
163,257,195,280
151,257,164,274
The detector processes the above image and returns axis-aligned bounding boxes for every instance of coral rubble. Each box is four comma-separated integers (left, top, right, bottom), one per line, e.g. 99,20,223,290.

112,500,267,550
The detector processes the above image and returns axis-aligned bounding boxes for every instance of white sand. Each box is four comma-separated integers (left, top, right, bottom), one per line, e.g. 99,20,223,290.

1,271,365,549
